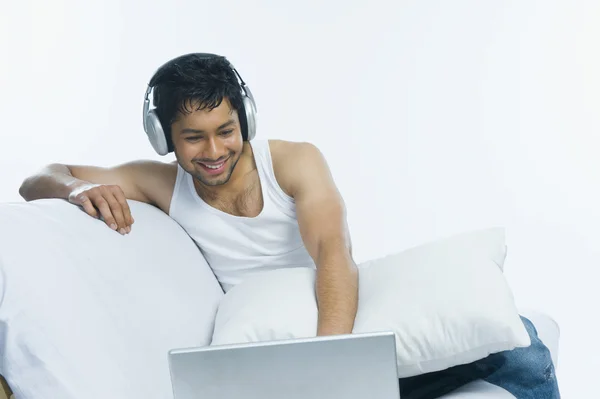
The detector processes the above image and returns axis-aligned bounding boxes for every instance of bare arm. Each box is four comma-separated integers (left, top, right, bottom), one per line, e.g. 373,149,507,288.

274,141,359,336
19,161,176,233
19,163,82,202
20,163,149,202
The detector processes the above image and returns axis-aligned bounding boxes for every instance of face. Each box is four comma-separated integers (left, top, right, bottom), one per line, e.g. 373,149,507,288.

171,98,245,187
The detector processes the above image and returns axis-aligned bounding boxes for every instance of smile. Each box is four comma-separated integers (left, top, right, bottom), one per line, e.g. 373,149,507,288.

203,163,224,169
197,158,228,175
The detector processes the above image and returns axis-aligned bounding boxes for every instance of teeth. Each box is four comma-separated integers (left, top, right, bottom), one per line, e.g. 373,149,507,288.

204,163,223,169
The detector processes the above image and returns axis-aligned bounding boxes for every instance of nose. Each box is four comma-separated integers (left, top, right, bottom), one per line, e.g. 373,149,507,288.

204,137,226,161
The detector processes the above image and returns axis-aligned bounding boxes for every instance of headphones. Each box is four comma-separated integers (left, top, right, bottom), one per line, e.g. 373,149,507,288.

142,53,258,156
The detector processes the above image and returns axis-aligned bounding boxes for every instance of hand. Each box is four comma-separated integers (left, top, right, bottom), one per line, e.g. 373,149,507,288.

68,183,134,234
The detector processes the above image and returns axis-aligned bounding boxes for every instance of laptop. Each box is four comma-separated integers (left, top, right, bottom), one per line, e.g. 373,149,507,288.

168,331,400,399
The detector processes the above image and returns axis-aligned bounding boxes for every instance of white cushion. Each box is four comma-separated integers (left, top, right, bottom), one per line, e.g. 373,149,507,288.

0,199,224,399
211,227,530,378
368,226,507,271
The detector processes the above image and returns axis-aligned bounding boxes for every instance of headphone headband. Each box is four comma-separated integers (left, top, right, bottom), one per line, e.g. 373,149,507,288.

142,85,153,134
142,53,257,155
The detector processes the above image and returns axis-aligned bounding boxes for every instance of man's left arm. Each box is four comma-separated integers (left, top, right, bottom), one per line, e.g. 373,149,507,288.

286,142,359,336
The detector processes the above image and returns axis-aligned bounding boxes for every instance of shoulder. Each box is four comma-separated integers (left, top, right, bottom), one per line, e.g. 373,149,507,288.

267,139,331,197
268,139,325,165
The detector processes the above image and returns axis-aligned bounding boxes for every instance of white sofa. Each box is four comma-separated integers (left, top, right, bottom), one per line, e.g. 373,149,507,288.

0,199,559,399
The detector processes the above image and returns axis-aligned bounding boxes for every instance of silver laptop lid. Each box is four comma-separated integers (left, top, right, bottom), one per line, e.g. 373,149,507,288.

168,331,400,399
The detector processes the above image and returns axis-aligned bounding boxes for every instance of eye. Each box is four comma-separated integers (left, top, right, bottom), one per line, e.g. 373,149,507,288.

220,129,234,136
185,136,201,142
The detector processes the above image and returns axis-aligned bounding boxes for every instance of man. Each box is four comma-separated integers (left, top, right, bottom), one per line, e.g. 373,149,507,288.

19,53,559,398
19,52,358,337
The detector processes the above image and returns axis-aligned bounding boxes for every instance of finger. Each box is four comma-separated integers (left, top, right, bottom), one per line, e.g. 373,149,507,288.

119,199,133,233
78,197,99,219
105,195,128,234
112,188,133,227
93,196,118,231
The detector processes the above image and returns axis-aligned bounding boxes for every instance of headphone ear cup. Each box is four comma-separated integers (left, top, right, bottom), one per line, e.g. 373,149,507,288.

243,95,257,141
144,109,169,155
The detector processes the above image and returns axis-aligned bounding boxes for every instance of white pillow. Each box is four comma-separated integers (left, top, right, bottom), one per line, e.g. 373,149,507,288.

211,228,530,378
372,226,508,272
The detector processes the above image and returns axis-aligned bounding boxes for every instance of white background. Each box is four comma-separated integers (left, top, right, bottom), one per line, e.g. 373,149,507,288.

2,0,598,397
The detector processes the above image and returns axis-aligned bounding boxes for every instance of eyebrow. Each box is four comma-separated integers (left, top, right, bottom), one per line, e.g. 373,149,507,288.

180,119,236,134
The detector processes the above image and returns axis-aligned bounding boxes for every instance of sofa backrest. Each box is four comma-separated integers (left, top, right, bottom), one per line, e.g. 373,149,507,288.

0,199,224,399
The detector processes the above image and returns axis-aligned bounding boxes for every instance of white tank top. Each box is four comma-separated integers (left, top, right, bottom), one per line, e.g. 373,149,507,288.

168,139,316,292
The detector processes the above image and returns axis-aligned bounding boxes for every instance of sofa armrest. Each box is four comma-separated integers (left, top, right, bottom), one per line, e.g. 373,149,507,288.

0,199,224,399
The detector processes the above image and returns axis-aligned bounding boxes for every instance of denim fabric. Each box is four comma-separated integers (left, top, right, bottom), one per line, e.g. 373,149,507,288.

398,316,561,399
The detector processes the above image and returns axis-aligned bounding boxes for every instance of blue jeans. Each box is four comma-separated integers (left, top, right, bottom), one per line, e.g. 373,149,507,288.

398,316,561,398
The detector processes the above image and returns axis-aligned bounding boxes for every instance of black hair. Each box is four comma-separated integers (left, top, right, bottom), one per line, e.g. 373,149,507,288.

149,53,247,152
